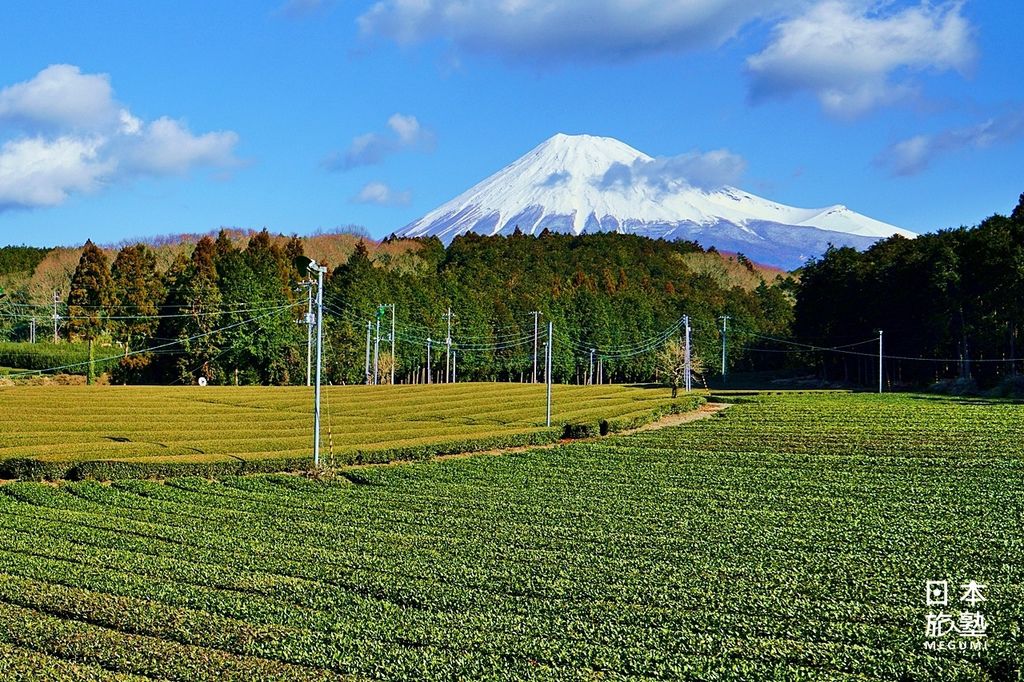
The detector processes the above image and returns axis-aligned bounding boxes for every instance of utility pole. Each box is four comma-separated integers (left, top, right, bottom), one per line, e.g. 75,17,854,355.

531,311,541,383
389,303,396,386
878,329,884,394
719,315,730,380
588,348,595,386
452,349,457,383
444,306,454,383
426,337,432,384
373,317,381,385
305,283,313,387
684,315,692,393
52,290,60,343
29,317,37,344
546,320,553,427
311,262,326,468
364,321,372,385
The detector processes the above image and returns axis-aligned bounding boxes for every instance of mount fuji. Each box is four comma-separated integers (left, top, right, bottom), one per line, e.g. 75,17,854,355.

393,134,915,269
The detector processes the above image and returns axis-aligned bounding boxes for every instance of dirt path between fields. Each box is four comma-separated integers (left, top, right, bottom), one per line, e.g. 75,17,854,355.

341,402,731,471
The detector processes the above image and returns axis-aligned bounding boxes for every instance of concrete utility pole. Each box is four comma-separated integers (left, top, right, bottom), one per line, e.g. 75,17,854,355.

878,330,884,394
444,307,454,383
52,291,60,343
531,311,541,383
719,315,730,380
311,262,327,468
426,337,432,384
389,304,396,386
684,315,692,393
588,348,595,386
364,321,372,385
29,318,36,344
373,317,381,385
305,283,314,387
546,321,553,427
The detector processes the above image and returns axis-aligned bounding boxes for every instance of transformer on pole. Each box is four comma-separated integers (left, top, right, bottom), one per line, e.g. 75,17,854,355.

293,256,327,469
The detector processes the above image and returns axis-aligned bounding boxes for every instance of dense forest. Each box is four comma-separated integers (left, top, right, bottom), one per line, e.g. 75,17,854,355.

0,230,793,385
795,193,1024,389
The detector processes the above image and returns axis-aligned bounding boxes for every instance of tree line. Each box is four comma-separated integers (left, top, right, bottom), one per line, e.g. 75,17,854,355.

794,193,1024,389
3,229,795,385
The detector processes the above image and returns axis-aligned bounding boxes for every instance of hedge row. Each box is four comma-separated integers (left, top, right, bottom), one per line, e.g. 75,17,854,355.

0,429,565,481
0,342,122,375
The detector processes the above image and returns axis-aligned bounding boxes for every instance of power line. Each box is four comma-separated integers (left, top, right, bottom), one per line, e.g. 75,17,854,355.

5,302,302,379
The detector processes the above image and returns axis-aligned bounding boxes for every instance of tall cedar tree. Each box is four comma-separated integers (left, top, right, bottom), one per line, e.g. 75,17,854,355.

162,237,223,384
68,240,114,383
110,244,164,382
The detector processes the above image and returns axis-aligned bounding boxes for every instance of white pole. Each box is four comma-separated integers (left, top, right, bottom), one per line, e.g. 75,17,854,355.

546,321,553,427
313,266,325,468
306,284,313,387
427,337,432,384
445,306,452,383
879,330,884,394
452,349,457,383
720,315,729,379
52,290,59,343
588,348,595,386
390,304,396,386
373,318,380,385
684,315,692,393
364,321,371,385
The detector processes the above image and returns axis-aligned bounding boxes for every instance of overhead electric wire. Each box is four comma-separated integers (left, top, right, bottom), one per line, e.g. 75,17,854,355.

5,302,302,379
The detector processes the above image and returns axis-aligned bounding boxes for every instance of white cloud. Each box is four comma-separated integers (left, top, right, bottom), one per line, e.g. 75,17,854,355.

876,108,1024,176
358,0,789,63
0,136,112,209
358,1,977,117
747,1,975,117
117,117,239,176
387,113,424,145
324,113,434,171
352,181,412,206
0,64,118,130
0,65,241,211
599,149,747,192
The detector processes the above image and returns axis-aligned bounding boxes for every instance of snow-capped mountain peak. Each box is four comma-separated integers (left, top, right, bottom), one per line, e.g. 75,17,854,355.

394,133,914,268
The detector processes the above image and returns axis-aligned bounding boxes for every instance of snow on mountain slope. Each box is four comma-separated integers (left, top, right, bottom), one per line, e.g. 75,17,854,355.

394,133,914,268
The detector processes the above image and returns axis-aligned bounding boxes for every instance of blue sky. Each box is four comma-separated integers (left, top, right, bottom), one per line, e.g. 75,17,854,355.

0,0,1022,247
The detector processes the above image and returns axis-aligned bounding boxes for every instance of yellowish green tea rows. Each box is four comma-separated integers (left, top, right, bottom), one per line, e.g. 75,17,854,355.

0,393,1020,679
0,383,684,477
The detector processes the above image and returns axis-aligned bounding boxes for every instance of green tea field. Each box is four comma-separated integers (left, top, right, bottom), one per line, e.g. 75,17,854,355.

0,392,1021,680
0,383,691,479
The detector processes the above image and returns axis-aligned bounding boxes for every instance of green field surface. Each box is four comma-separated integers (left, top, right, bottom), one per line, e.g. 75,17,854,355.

0,393,1020,679
0,383,694,478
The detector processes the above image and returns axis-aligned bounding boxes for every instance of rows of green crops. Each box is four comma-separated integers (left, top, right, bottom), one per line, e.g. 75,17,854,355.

0,392,1021,679
0,383,691,478
0,342,122,376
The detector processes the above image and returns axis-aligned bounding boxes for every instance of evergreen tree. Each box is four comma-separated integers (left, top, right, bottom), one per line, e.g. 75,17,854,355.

110,244,164,383
67,240,114,384
163,237,224,384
